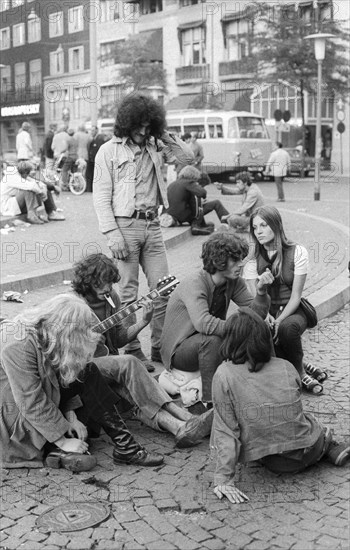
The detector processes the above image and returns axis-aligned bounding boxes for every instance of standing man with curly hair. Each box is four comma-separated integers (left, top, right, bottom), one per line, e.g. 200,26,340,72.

93,93,193,372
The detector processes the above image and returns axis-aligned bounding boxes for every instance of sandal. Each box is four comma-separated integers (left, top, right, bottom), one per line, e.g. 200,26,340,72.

301,374,323,394
304,362,328,383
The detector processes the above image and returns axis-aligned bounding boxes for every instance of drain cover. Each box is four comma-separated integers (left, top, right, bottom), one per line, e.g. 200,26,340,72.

36,501,110,532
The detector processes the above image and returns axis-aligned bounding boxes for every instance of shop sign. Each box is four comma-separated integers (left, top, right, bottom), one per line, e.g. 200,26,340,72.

1,103,40,117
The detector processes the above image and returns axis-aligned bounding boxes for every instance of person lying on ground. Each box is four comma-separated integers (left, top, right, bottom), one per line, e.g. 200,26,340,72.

72,253,213,448
0,294,164,471
211,307,350,504
160,232,274,407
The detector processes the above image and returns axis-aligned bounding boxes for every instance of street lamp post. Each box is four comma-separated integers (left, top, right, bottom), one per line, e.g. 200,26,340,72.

304,33,334,201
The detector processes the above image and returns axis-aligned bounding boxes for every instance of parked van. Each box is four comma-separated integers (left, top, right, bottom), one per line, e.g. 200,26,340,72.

166,110,273,179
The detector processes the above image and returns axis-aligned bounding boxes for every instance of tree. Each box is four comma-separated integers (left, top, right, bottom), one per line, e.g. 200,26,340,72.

248,1,349,172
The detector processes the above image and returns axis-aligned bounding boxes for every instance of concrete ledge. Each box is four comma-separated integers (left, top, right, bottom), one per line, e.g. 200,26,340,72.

0,226,192,294
309,269,350,320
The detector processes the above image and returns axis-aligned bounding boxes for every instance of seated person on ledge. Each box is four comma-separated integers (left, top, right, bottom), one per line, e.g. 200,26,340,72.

0,161,64,224
0,294,164,471
211,308,350,504
216,171,264,232
160,232,274,407
160,165,229,235
71,253,213,448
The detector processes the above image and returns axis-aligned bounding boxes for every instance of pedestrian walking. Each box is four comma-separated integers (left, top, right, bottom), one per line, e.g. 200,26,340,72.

190,132,204,171
16,122,33,161
93,93,193,371
74,124,90,162
265,142,291,202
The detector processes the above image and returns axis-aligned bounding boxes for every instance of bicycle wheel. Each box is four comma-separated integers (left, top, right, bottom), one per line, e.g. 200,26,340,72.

69,173,86,195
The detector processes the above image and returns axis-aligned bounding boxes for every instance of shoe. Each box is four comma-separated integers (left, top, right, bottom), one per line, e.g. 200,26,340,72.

48,210,65,221
325,441,350,466
277,198,285,202
304,362,328,383
44,449,97,472
175,408,214,448
126,348,155,373
151,347,162,363
38,213,49,223
301,373,323,394
113,448,164,467
27,213,44,225
191,225,215,236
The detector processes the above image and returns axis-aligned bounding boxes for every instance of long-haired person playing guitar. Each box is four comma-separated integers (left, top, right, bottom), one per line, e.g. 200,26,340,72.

71,253,213,451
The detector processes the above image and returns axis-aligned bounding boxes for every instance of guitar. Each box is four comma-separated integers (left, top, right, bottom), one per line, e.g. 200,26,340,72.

93,275,179,357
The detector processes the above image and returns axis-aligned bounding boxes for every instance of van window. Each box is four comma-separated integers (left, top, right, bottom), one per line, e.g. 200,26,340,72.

183,117,206,139
237,117,269,139
208,117,223,138
228,117,239,139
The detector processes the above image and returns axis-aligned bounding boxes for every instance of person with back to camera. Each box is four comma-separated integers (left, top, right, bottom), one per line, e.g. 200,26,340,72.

93,93,194,372
190,132,204,170
244,205,327,394
265,142,291,202
16,122,33,162
71,253,213,449
43,123,57,170
211,308,350,504
160,232,274,408
161,165,230,235
0,294,165,471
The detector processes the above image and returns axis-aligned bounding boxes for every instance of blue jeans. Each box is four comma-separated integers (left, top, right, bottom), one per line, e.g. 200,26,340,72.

115,217,169,352
94,354,171,420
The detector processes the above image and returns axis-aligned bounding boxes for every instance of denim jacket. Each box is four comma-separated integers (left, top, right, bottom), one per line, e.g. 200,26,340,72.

93,134,194,234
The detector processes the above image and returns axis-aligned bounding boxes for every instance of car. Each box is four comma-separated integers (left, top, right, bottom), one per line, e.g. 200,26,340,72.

285,148,315,177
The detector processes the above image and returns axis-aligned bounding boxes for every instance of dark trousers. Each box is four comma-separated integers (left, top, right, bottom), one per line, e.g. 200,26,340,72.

275,176,285,200
172,333,222,402
16,189,56,216
59,362,119,425
261,428,329,473
272,306,308,376
202,200,229,221
85,161,94,192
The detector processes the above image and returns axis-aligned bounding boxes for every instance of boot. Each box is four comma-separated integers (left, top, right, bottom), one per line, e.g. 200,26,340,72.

174,409,214,448
98,406,164,466
191,220,215,236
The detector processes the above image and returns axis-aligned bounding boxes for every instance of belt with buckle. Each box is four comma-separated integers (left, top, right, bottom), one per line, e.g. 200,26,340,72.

131,210,156,221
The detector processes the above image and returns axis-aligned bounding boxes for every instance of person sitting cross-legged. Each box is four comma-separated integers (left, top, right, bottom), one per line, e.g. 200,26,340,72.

160,232,274,408
71,253,213,448
211,308,350,504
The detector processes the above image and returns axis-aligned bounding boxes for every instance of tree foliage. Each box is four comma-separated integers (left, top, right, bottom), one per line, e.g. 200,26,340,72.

249,1,350,98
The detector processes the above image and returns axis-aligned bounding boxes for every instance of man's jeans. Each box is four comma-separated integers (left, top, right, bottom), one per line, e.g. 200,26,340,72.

172,333,223,402
94,354,171,420
274,176,285,200
203,200,229,221
115,217,169,352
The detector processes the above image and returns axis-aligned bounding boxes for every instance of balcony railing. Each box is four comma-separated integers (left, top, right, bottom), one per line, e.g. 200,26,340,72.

0,85,43,105
175,64,210,83
219,58,256,77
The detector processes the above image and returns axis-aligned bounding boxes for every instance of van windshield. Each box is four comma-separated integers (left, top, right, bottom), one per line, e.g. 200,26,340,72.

237,117,269,139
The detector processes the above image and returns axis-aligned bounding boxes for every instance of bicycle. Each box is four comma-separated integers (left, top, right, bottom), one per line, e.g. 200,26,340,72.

54,155,87,195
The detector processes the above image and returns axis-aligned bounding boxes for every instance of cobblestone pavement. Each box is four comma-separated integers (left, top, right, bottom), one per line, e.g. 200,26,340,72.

1,228,349,550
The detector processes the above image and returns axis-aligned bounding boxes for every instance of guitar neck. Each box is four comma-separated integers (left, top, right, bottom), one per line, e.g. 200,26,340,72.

93,289,159,334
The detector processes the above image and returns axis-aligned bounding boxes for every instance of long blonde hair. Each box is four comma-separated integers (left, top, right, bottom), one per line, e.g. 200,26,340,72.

13,294,100,386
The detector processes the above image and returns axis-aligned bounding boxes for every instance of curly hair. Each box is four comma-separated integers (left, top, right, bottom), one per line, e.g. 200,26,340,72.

235,171,252,186
13,294,100,387
250,206,294,280
201,232,249,274
72,253,120,297
114,93,166,140
220,307,271,372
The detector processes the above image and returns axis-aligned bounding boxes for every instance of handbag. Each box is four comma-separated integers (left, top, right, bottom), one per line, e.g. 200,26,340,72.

299,297,318,328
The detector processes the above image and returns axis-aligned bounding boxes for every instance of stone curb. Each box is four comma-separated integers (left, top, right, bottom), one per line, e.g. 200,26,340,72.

0,227,192,294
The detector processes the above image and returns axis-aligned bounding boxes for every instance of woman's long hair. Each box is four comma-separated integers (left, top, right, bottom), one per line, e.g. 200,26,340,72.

220,308,271,372
13,294,100,386
250,206,294,280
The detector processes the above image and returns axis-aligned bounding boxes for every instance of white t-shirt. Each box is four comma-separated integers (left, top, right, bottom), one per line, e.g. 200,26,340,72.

243,244,309,280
